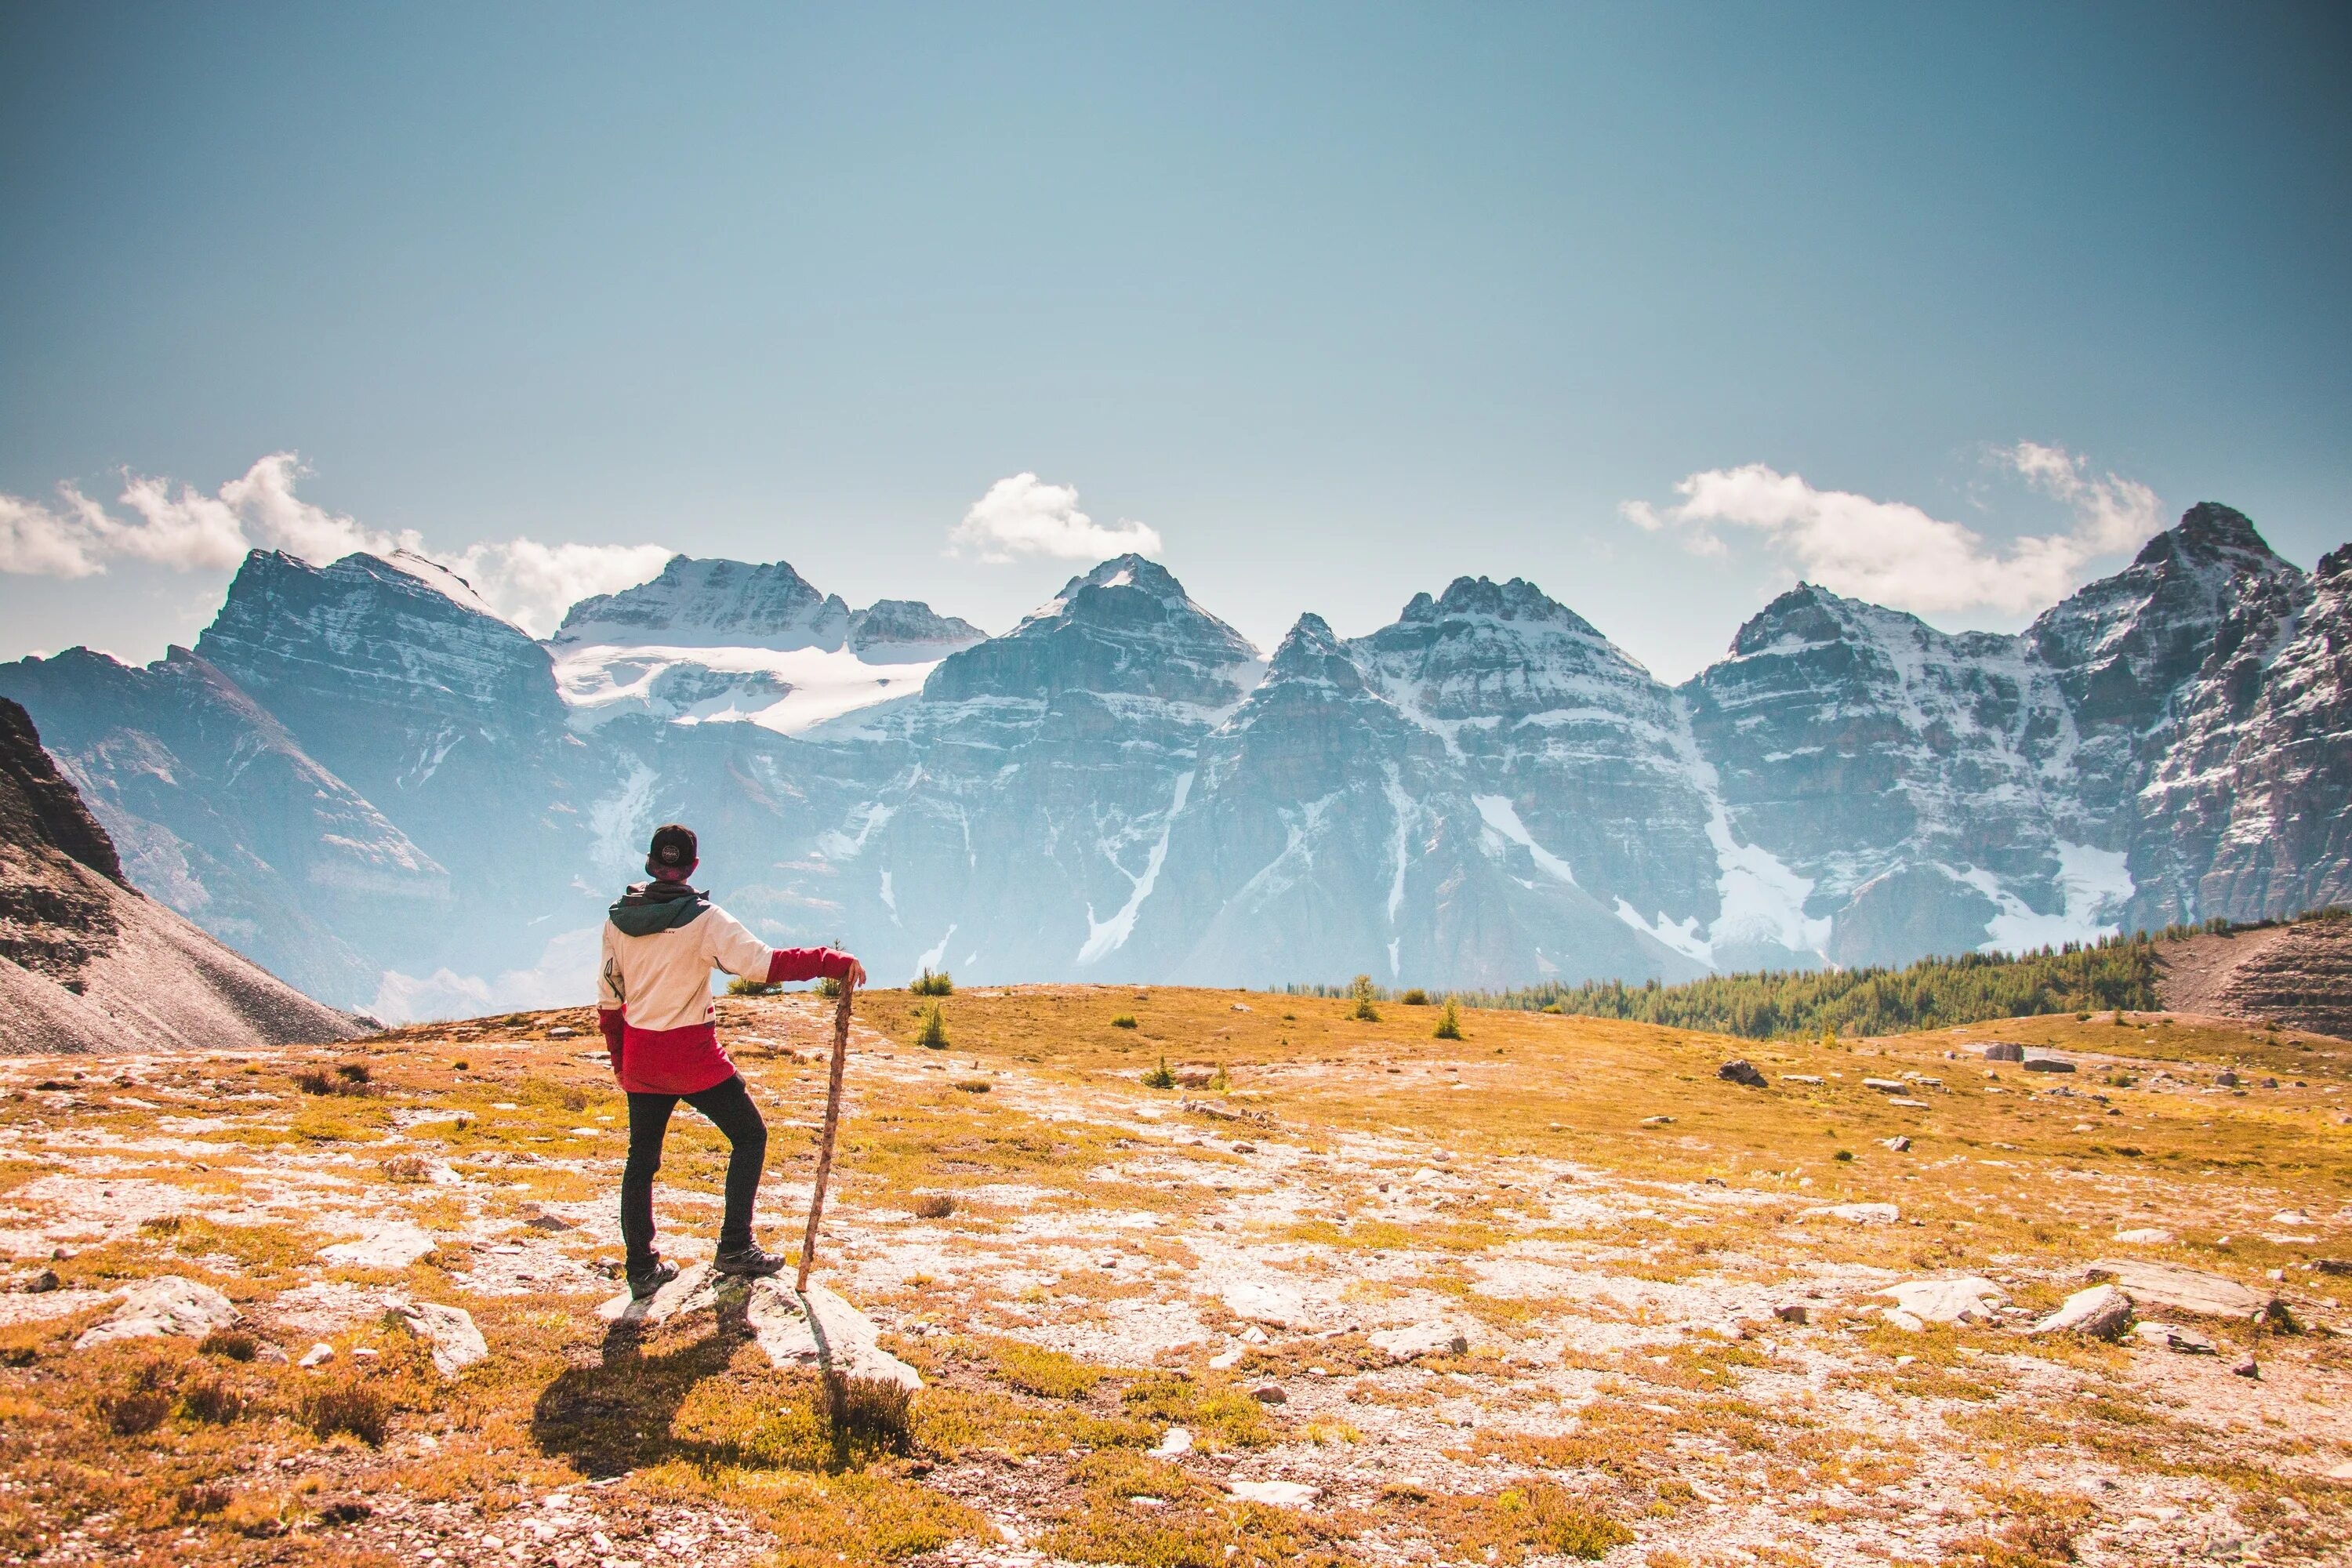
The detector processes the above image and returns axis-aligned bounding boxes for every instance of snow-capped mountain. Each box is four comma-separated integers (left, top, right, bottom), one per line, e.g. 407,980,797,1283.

2,504,2343,1018
550,555,984,733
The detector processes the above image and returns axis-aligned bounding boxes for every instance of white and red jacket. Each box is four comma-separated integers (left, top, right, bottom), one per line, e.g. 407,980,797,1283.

595,881,852,1094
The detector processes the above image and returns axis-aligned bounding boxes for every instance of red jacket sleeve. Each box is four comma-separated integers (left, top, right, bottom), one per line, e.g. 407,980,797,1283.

766,947,854,984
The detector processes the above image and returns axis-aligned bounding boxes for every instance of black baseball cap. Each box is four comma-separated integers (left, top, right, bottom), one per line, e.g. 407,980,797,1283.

647,823,698,876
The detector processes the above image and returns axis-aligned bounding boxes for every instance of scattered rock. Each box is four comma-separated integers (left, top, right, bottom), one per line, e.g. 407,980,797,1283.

1150,1426,1192,1457
2022,1057,2077,1074
2216,1071,2241,1087
1881,1135,1911,1152
299,1342,336,1368
1251,1382,1287,1404
1780,1073,1824,1085
2131,1321,2216,1354
2231,1356,2260,1379
2084,1260,2278,1321
1229,1479,1316,1506
2033,1284,2135,1340
2114,1228,2176,1245
1640,1115,1675,1127
1221,1281,1313,1329
1174,1065,1218,1088
1887,1097,1930,1109
388,1301,488,1375
547,1025,578,1039
1982,1042,2026,1062
1773,1304,1808,1324
524,1213,575,1232
1875,1276,2006,1325
2273,1210,2311,1226
1862,1078,1907,1093
1802,1203,1899,1225
1229,1142,1257,1155
1368,1323,1468,1363
72,1276,238,1349
318,1221,438,1270
13,1268,60,1294
1717,1060,1766,1087
1207,1347,1244,1370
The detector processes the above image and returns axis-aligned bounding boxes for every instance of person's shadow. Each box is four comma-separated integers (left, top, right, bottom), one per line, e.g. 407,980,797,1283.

530,1288,762,1478
529,1283,888,1477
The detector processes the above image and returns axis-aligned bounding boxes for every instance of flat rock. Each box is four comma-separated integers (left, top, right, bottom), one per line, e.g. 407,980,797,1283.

389,1300,488,1375
748,1281,924,1391
318,1221,437,1270
2021,1058,2076,1074
1229,1480,1316,1508
597,1265,920,1388
1982,1042,2026,1062
2034,1284,2134,1339
1367,1322,1468,1363
1881,1135,1912,1152
2084,1260,2275,1320
1781,1074,1824,1085
1862,1078,1907,1093
73,1275,237,1348
1221,1280,1314,1328
1874,1276,2005,1325
2131,1321,2216,1354
2114,1228,2175,1245
1887,1097,1930,1109
1150,1426,1192,1457
1802,1203,1899,1225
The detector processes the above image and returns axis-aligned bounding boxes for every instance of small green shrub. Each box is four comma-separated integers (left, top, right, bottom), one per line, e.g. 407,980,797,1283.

1143,1057,1176,1089
1433,998,1465,1040
303,1381,389,1445
726,976,779,997
952,1079,991,1094
915,1003,949,1049
1399,988,1431,1007
910,967,953,996
815,975,843,999
913,1194,954,1219
1350,974,1381,1022
1112,1014,1139,1029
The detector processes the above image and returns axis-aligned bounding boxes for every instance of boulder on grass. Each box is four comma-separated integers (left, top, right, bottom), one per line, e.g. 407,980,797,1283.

2082,1260,2278,1322
1717,1060,1767,1087
1874,1277,2006,1325
2033,1284,2134,1340
388,1301,488,1376
73,1276,237,1349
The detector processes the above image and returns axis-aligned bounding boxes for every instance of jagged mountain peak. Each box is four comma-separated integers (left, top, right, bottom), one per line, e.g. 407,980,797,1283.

1403,574,1599,636
551,555,848,649
2138,501,2277,568
1264,612,1366,690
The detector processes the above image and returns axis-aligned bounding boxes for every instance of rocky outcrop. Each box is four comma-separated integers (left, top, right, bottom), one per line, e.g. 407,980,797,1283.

0,698,361,1053
2157,916,2352,1040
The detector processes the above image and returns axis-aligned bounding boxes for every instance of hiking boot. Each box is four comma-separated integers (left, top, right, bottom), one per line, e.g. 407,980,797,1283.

713,1241,789,1279
626,1255,679,1301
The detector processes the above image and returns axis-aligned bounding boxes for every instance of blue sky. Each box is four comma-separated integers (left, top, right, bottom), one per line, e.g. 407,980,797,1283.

3,2,2347,681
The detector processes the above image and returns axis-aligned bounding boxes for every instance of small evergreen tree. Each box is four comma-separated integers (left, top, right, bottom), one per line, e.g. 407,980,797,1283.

1433,997,1465,1040
1349,973,1381,1022
911,967,954,996
1143,1055,1176,1089
915,1003,949,1050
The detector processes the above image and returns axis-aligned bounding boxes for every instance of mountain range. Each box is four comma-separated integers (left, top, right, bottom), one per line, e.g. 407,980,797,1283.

1,503,2343,1019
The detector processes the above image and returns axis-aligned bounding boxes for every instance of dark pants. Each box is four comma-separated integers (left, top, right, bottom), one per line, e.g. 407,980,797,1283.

621,1073,768,1264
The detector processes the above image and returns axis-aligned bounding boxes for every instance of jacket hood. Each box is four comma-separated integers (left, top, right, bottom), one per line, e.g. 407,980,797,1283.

608,879,710,937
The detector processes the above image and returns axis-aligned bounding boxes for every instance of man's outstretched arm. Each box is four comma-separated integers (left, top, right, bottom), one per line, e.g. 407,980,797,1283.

597,925,626,1069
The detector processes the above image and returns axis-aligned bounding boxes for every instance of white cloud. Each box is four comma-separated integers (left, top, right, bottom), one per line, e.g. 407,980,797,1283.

0,453,670,635
949,473,1163,563
1621,448,2161,617
441,539,674,637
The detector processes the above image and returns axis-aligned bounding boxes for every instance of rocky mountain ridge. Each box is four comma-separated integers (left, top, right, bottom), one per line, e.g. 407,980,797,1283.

0,697,362,1052
1,503,2343,1018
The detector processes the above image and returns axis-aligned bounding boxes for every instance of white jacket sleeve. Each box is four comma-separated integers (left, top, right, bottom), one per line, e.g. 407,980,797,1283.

598,922,625,1011
700,905,774,980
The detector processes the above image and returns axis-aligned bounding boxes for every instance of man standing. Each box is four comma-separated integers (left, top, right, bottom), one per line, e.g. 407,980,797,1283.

597,822,866,1299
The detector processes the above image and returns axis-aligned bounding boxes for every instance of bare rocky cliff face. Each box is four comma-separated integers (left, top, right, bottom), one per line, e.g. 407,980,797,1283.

0,697,361,1053
0,504,2343,1018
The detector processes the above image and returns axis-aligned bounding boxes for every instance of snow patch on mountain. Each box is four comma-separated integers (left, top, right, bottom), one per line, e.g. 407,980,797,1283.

1472,795,1578,886
1079,771,1194,964
1956,841,2132,953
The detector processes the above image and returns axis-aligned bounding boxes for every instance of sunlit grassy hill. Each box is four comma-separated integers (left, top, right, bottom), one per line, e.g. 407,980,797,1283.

2,985,2349,1566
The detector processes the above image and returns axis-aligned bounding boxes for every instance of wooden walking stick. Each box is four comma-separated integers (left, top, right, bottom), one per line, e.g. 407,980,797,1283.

796,975,856,1293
